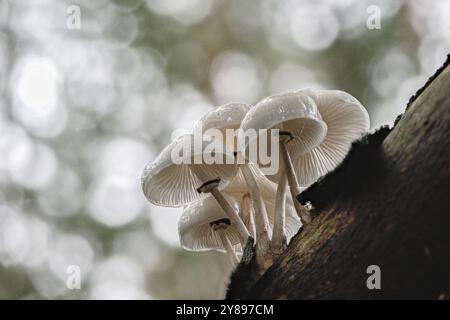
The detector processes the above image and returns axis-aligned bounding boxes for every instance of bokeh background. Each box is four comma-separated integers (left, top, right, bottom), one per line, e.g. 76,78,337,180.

0,0,449,299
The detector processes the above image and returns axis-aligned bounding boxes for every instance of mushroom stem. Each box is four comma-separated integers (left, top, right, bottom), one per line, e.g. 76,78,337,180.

279,139,312,224
240,193,256,238
209,188,251,245
239,165,272,251
272,167,287,252
217,229,239,266
188,165,251,244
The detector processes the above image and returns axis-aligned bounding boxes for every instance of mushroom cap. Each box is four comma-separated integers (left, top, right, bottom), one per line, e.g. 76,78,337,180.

239,91,327,179
194,102,251,133
294,89,370,186
178,194,242,252
194,102,251,153
225,164,302,240
141,134,238,207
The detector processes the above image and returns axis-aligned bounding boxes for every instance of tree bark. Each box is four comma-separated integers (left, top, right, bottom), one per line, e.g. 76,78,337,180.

226,55,450,299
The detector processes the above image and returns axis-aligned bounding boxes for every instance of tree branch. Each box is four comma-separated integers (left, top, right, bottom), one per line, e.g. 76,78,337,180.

227,55,450,299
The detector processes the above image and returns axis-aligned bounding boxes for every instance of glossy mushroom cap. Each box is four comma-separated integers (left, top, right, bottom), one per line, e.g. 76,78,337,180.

239,91,327,181
194,103,252,152
224,164,302,240
294,89,370,186
178,195,241,252
141,134,237,207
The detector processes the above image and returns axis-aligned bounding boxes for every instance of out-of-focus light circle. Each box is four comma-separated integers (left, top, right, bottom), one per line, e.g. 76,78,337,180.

111,48,143,88
269,62,325,94
0,123,24,172
418,35,450,74
148,205,181,246
289,2,339,51
48,233,95,282
210,51,262,104
62,45,120,117
106,94,147,133
27,266,67,299
90,281,151,299
169,85,213,130
372,74,428,127
370,48,415,98
92,255,144,285
101,6,139,48
95,137,154,181
89,255,150,299
11,56,67,137
23,217,50,268
0,207,50,268
330,0,367,39
8,141,58,190
113,232,162,270
7,0,66,42
37,167,84,218
15,57,58,111
54,42,104,83
0,207,30,266
87,175,145,227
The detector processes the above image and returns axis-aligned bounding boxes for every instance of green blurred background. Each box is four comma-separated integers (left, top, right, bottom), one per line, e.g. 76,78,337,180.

0,0,449,299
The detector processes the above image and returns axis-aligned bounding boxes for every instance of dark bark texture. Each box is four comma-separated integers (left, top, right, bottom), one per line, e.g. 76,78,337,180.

227,55,450,299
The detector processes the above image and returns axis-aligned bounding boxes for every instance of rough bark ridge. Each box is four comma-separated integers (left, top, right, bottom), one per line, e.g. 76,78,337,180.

227,55,450,299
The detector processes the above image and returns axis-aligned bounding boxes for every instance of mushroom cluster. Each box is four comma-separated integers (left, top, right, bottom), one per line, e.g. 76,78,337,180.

141,89,369,268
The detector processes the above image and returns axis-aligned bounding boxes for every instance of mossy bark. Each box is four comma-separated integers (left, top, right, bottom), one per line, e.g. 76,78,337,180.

227,55,450,299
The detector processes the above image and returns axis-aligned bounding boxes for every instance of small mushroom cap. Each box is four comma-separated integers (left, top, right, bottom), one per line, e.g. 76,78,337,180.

178,194,241,252
141,134,237,207
194,102,251,133
194,102,252,164
294,89,370,186
224,164,302,240
239,91,327,175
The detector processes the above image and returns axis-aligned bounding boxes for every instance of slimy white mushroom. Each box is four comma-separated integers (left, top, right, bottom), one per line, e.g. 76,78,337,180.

142,87,370,268
225,163,302,258
141,134,251,244
240,92,327,250
294,89,370,186
178,195,242,266
194,103,272,254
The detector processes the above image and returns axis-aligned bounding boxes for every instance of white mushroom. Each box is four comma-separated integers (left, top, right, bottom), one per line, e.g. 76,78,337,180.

141,134,251,243
294,89,370,186
225,164,302,248
223,159,302,258
194,103,272,254
240,92,327,250
178,195,242,266
194,102,250,152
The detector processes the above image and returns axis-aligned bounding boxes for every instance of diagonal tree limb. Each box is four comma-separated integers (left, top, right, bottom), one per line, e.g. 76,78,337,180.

227,55,450,299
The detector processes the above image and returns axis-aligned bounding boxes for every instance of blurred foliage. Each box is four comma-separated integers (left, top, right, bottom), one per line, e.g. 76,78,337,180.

0,0,449,299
